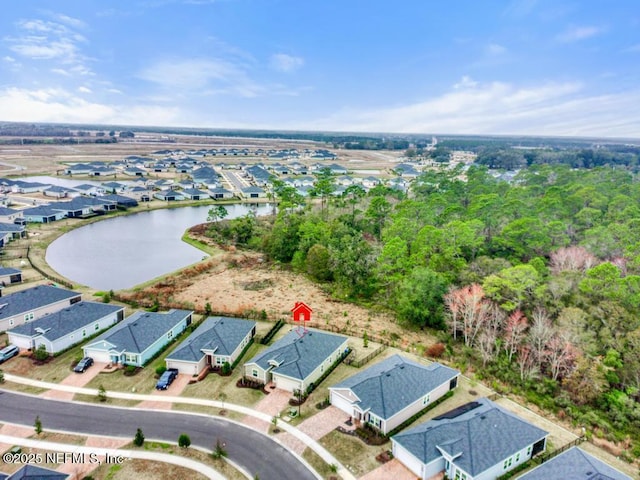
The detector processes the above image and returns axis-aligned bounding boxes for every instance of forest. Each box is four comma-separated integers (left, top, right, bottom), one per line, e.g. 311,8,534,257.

206,164,640,459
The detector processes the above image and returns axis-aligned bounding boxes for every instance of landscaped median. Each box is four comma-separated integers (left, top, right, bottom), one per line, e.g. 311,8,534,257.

2,373,356,480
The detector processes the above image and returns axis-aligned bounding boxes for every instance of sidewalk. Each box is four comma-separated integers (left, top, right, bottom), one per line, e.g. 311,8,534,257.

3,373,357,480
0,433,225,480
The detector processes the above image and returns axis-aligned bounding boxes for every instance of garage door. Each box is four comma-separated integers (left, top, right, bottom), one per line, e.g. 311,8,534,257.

83,348,111,364
330,390,355,416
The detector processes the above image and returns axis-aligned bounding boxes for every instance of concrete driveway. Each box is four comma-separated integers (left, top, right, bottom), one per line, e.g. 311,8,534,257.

359,459,417,480
242,387,292,433
137,374,191,410
297,406,351,440
41,362,108,401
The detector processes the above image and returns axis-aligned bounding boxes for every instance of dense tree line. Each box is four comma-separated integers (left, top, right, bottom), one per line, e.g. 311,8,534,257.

206,164,640,455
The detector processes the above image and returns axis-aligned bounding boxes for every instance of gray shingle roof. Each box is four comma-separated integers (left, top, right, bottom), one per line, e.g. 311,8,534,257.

0,207,19,216
6,464,68,479
331,354,459,420
0,285,81,321
87,309,192,354
516,447,632,480
392,397,548,477
0,267,21,276
246,328,347,381
166,316,255,362
0,222,24,232
8,301,123,342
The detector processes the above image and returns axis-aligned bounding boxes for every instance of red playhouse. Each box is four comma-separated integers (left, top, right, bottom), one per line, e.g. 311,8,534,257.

291,302,313,323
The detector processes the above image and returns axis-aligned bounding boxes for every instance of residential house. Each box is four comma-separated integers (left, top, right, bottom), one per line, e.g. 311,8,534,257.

124,166,146,176
243,328,348,393
394,163,420,178
83,309,193,367
392,397,548,480
22,205,66,223
335,175,355,186
73,184,104,196
181,188,208,200
329,355,460,435
101,194,138,208
0,267,22,285
192,166,218,182
209,187,234,200
166,316,256,375
89,166,116,176
0,207,24,224
43,185,78,199
246,165,271,186
65,163,94,175
361,176,382,189
154,189,184,201
8,301,125,354
101,181,126,193
10,181,49,194
326,163,348,175
240,186,266,199
516,446,631,480
0,285,82,332
127,186,151,202
0,223,26,243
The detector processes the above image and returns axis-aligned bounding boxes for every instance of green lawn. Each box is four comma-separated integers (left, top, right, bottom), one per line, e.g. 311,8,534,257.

319,430,383,477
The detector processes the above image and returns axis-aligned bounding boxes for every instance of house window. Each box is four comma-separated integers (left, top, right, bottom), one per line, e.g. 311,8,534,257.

503,460,509,470
526,446,532,457
516,453,520,463
82,329,86,337
24,312,34,322
455,470,461,480
95,323,100,331
252,369,258,377
125,354,138,364
422,393,431,405
216,357,224,365
167,331,174,340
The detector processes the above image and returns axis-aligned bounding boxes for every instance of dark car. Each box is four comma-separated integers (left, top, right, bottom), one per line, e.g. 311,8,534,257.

74,357,94,373
156,368,179,390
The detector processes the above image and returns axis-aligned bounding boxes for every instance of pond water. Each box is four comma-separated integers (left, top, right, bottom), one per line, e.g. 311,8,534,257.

45,203,272,291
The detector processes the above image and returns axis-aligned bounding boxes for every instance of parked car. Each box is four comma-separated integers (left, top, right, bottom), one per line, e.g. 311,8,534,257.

0,344,19,364
156,368,179,390
74,357,94,373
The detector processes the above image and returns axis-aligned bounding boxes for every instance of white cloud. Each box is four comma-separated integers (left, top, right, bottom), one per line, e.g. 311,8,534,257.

556,25,605,43
3,56,15,63
107,88,123,94
51,68,70,76
270,53,304,73
78,86,92,94
453,76,478,89
307,79,640,138
486,43,507,56
0,86,180,125
5,15,92,75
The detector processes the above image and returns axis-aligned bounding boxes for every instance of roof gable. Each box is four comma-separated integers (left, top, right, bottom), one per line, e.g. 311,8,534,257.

0,285,81,321
166,316,255,362
331,354,459,419
393,398,548,476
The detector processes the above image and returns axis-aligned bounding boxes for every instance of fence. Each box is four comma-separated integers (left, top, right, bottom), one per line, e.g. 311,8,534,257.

536,436,585,465
26,245,74,289
345,345,386,368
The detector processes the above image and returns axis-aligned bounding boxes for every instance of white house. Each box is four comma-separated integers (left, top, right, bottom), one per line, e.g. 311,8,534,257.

8,302,125,354
0,285,82,332
392,397,548,480
329,355,460,434
165,316,256,375
243,328,348,393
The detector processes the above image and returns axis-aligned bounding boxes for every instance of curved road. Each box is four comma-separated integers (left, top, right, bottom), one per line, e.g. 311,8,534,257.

0,390,317,480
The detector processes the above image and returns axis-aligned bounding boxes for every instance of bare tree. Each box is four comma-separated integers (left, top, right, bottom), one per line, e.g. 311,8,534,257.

444,284,491,347
546,334,577,381
477,328,498,367
503,310,528,363
550,246,597,274
528,308,554,366
517,345,539,382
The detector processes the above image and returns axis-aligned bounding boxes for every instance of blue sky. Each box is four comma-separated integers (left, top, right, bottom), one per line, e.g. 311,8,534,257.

1,0,639,137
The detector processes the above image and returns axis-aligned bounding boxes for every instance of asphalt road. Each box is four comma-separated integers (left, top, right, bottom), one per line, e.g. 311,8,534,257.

0,390,317,480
